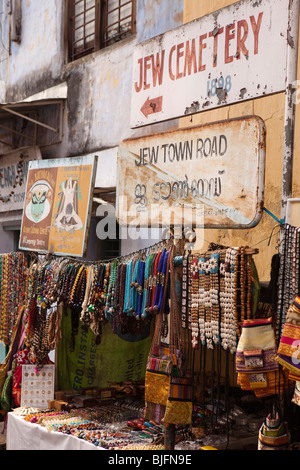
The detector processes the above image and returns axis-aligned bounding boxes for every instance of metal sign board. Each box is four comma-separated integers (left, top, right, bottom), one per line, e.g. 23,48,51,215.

0,146,41,212
130,0,289,128
19,155,98,257
117,116,265,229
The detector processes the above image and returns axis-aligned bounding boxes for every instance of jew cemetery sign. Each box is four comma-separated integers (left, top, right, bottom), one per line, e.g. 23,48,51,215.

117,116,265,229
130,0,289,127
19,155,98,257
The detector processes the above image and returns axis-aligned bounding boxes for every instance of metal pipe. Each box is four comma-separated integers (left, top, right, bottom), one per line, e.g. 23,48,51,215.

280,0,300,229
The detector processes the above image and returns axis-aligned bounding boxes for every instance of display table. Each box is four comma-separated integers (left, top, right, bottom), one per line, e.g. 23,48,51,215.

6,412,103,450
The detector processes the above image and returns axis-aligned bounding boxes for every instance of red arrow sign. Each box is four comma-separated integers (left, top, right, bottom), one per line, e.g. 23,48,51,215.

140,96,163,118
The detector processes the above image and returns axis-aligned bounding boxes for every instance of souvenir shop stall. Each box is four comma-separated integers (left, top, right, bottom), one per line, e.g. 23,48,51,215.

0,227,299,452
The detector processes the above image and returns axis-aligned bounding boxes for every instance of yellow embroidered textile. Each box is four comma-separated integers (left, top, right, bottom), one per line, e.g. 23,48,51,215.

164,400,193,425
277,324,300,357
145,371,170,406
237,370,288,397
289,371,300,381
163,377,193,425
248,373,267,389
276,355,300,377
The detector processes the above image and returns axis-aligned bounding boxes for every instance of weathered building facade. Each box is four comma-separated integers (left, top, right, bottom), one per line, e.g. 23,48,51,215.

0,0,299,282
0,0,184,258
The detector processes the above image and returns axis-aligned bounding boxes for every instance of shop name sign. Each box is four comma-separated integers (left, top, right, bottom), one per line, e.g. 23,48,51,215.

117,116,265,229
130,0,289,128
0,147,41,212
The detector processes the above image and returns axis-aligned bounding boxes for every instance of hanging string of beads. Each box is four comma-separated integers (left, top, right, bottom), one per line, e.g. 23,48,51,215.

0,251,28,345
184,246,258,353
0,239,259,373
276,224,299,344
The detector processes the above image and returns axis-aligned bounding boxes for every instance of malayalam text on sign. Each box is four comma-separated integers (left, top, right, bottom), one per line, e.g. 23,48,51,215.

117,116,265,229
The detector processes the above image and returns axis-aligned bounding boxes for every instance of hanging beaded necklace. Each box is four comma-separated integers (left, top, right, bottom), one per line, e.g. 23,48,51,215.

118,263,127,319
112,262,122,332
136,259,145,319
141,254,152,319
105,261,117,319
144,252,157,315
149,251,162,314
181,252,188,329
68,265,88,351
123,259,133,316
157,250,169,314
189,254,200,349
0,254,8,343
185,246,253,353
153,249,166,313
87,263,107,344
209,252,220,346
80,263,95,327
128,258,141,317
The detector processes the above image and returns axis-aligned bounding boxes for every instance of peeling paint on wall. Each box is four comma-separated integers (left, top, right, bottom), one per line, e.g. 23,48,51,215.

3,0,184,159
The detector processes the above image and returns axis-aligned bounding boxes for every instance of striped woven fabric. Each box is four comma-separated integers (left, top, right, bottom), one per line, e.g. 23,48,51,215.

168,377,192,401
146,356,171,375
145,402,166,424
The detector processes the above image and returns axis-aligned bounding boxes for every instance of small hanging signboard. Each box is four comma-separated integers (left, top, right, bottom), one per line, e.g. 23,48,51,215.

19,155,98,257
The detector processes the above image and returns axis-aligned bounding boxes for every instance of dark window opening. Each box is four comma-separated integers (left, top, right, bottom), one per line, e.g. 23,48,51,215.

67,0,136,62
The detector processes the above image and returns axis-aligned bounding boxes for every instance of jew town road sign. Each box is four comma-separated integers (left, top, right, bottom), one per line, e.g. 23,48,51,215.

130,0,289,128
117,116,265,229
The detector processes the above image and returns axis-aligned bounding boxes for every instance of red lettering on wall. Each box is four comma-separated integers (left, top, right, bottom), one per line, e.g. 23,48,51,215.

225,23,235,64
183,39,197,76
151,51,165,87
169,45,176,80
143,55,152,90
250,12,263,55
209,27,224,68
134,58,143,92
198,33,207,72
237,19,249,59
176,42,185,79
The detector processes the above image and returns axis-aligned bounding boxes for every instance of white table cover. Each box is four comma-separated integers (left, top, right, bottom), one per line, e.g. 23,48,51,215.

7,412,103,450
